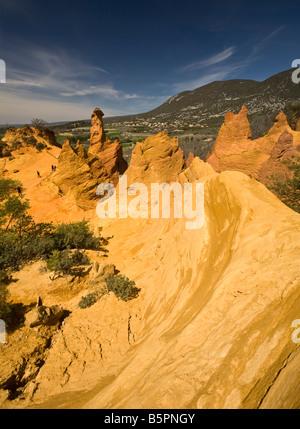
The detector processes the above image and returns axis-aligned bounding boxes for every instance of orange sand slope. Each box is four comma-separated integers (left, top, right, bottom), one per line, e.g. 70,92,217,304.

0,145,95,223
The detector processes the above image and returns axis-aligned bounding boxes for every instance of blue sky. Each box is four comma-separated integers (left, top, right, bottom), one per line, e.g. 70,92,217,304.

0,0,299,123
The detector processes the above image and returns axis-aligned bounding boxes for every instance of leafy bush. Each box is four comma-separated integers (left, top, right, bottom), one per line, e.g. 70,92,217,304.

46,249,90,279
105,274,140,301
78,292,99,309
0,232,22,270
36,142,45,151
24,136,37,145
78,273,139,308
52,220,101,251
0,179,104,280
0,270,11,285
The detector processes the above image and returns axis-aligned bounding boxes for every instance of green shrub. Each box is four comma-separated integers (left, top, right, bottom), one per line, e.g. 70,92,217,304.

52,220,101,251
0,179,103,275
0,283,14,327
0,269,11,285
0,178,22,202
268,157,300,213
78,292,99,309
24,136,37,145
10,141,22,151
105,274,140,301
35,142,45,151
46,249,90,278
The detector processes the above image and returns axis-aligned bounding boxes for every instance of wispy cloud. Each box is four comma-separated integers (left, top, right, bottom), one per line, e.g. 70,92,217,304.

6,49,108,95
262,25,285,42
60,85,140,100
4,47,146,104
0,45,168,122
173,26,286,93
178,47,236,73
173,69,237,93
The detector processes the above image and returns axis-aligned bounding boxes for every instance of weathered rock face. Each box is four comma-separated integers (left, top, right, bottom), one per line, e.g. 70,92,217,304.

179,156,216,184
0,143,11,158
52,140,108,204
51,108,128,204
258,130,300,184
25,305,64,328
2,125,58,150
89,108,107,152
96,139,128,185
186,152,195,168
126,132,186,184
88,108,127,184
207,106,300,184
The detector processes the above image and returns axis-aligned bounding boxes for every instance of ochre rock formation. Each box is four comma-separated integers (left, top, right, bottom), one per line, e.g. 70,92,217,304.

126,131,186,184
186,152,195,167
89,108,127,183
50,108,127,205
89,108,107,152
95,138,128,184
206,106,300,184
2,125,58,149
179,156,216,183
258,129,300,184
51,140,108,203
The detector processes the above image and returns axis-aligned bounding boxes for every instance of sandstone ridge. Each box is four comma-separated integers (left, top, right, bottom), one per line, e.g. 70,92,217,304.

207,106,300,184
2,125,58,150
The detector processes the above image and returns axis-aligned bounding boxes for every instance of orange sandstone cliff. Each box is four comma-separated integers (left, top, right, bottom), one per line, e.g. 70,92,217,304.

50,108,128,206
206,106,300,184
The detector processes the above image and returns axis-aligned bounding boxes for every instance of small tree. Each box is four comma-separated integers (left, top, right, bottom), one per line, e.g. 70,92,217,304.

0,178,22,202
31,118,47,130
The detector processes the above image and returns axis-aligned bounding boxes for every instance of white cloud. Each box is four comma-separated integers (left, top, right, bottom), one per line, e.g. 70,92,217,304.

0,46,149,122
173,26,285,93
5,48,109,95
60,85,140,100
173,71,229,93
262,25,285,42
179,47,236,73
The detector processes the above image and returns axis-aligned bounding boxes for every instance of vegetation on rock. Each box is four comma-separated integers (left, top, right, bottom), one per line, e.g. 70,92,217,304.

0,178,105,317
105,273,140,302
78,273,140,309
46,249,90,280
268,157,300,213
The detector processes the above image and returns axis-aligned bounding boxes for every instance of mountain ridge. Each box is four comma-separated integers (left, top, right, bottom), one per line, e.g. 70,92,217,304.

104,68,300,134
